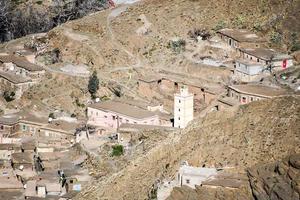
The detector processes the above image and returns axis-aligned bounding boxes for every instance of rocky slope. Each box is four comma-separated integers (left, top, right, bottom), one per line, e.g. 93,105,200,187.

0,0,109,42
76,96,300,199
248,154,300,200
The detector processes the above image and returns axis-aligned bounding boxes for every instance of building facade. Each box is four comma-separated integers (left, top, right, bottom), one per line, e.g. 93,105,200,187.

217,29,266,49
174,86,194,129
87,101,161,130
239,48,294,70
228,84,288,104
233,60,266,82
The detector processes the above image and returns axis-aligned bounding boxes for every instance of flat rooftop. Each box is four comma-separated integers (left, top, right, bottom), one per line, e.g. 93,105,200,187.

217,29,266,43
0,70,32,84
0,114,20,125
0,55,43,72
239,48,293,61
89,101,158,120
229,84,290,97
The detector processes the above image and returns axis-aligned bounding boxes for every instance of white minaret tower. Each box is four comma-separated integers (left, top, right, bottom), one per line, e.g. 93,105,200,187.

174,86,194,128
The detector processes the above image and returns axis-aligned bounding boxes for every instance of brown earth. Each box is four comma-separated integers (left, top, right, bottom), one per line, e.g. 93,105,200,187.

76,96,300,199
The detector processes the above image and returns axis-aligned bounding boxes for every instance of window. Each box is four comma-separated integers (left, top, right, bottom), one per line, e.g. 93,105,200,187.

242,97,247,103
104,115,107,118
186,179,190,184
112,116,116,120
257,58,260,62
22,125,26,131
0,125,3,130
250,97,254,102
178,109,181,112
178,117,180,120
179,100,181,103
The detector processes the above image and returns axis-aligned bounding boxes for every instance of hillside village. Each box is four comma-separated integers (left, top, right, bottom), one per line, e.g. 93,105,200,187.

0,0,300,200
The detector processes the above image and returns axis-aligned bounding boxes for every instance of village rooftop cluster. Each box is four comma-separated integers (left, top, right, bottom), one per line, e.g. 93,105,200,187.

0,20,298,199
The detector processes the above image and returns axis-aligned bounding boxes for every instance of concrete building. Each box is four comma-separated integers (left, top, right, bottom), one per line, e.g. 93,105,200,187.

228,84,290,104
174,86,194,129
239,48,293,70
87,100,163,130
233,59,266,82
217,29,266,49
177,165,218,189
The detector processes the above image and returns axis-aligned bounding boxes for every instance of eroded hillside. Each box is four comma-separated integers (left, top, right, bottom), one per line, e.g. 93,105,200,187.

76,96,300,199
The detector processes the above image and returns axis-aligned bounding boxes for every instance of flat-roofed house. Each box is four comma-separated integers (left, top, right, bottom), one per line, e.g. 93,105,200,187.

217,29,266,49
11,152,34,170
228,84,290,104
87,101,161,130
0,144,21,160
233,59,266,82
239,48,293,70
0,114,19,137
0,70,34,98
0,55,45,80
177,165,218,189
19,113,78,146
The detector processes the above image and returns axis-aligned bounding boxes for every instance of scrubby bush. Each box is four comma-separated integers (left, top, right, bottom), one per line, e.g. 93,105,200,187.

168,39,186,53
270,31,282,44
111,145,124,157
234,15,246,29
213,20,226,31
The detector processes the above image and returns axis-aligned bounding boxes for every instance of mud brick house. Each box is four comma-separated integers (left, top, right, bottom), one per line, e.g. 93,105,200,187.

0,144,21,160
238,48,293,70
11,152,34,170
0,70,33,98
0,112,79,146
217,29,266,49
0,55,45,80
0,114,19,136
228,84,289,104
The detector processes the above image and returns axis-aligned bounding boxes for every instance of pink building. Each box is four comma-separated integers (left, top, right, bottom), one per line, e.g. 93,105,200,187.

87,101,161,130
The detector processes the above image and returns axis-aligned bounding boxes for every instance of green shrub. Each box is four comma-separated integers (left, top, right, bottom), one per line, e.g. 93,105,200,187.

233,15,246,28
48,113,55,119
3,91,15,102
270,31,282,44
88,71,99,99
111,145,124,157
291,42,300,52
168,39,186,53
213,20,226,31
253,22,263,32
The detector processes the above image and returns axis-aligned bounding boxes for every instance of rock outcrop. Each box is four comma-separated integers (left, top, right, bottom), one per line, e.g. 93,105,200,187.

248,154,300,200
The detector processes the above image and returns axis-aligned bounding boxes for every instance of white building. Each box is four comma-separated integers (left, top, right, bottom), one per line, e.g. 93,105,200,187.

177,165,218,189
174,86,194,129
233,59,266,82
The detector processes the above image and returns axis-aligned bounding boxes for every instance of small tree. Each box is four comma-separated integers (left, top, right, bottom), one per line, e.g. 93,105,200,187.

88,71,99,99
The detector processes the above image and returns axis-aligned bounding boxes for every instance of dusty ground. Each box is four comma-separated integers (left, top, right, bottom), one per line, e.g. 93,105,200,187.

76,96,300,200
